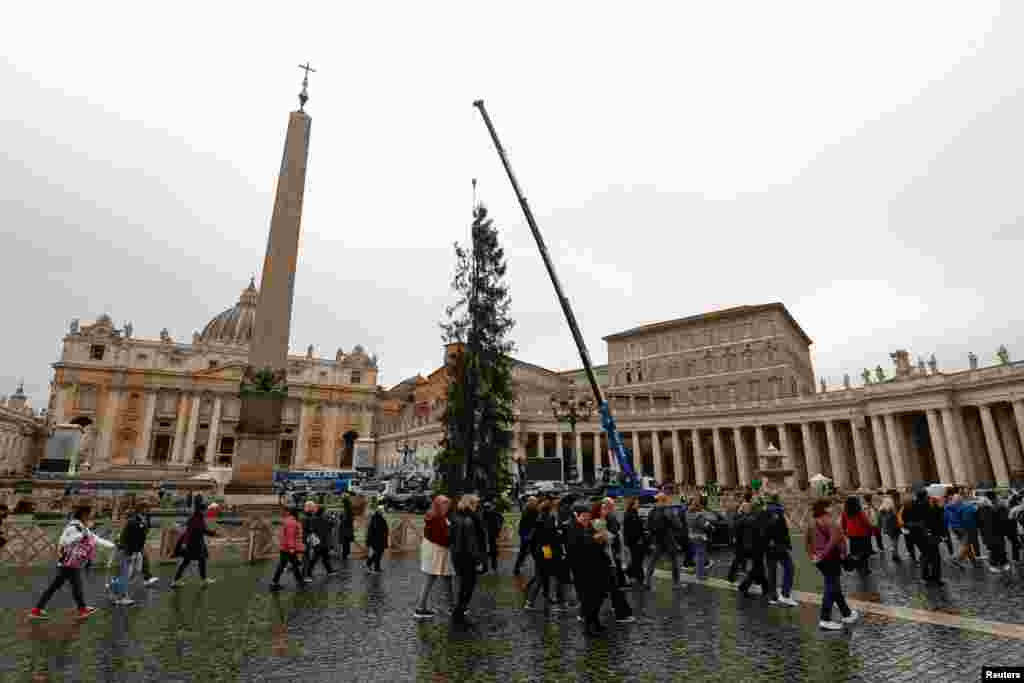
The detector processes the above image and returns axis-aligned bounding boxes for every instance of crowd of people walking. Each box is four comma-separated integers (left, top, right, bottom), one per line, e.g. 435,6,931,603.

23,482,1024,637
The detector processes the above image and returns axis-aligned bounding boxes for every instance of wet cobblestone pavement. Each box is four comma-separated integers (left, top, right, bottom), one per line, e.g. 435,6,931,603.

2,554,1023,682
687,540,1024,626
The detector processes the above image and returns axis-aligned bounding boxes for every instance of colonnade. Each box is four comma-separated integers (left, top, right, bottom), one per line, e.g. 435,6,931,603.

513,398,1024,490
0,429,33,472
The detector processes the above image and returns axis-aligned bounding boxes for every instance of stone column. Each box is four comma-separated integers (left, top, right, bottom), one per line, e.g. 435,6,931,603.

1013,400,1024,467
995,406,1024,476
96,388,123,465
53,386,68,425
884,413,909,489
205,396,223,466
713,427,734,485
630,396,636,415
733,427,751,487
941,407,969,485
849,420,875,489
574,430,584,481
777,424,797,488
979,404,1010,486
692,429,708,486
824,420,848,489
172,392,190,463
925,409,953,484
137,391,157,463
755,425,768,453
183,395,201,465
871,415,894,489
671,429,683,485
652,430,663,483
293,400,308,467
801,422,823,478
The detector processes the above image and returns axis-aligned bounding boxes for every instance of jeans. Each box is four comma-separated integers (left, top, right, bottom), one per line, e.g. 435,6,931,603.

627,542,647,583
646,544,680,585
366,546,384,572
738,552,770,596
766,550,794,598
817,559,851,622
271,552,304,585
692,541,708,580
37,566,86,610
416,573,454,612
527,558,566,604
454,556,478,618
113,550,135,597
174,556,207,581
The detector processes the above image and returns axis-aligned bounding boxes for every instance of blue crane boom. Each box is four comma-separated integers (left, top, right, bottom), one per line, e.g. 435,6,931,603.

472,100,654,498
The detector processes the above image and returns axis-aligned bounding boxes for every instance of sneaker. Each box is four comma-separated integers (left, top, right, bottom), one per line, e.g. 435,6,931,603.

327,570,339,576
413,609,435,620
615,615,637,624
28,608,48,619
769,598,781,606
819,620,842,631
704,560,715,570
841,610,860,624
202,578,217,586
170,579,186,588
780,596,799,607
523,601,536,610
269,583,283,592
77,606,98,620
990,566,1004,574
576,615,585,623
144,577,160,586
303,577,314,584
115,597,136,606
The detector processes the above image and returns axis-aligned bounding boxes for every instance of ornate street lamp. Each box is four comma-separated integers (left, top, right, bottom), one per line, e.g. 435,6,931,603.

550,388,595,482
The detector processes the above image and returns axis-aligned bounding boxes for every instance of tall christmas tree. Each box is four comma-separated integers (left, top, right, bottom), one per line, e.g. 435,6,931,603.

437,204,516,496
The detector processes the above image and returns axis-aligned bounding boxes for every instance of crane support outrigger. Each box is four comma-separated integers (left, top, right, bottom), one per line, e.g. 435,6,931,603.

473,99,656,498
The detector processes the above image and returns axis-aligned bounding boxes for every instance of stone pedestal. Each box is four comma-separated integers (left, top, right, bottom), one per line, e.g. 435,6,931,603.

755,444,794,493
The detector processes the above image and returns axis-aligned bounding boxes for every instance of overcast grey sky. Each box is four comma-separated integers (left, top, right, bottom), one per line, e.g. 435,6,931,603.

2,2,1021,409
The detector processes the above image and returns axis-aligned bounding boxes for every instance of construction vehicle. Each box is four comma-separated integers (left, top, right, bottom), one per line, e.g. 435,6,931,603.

474,100,657,500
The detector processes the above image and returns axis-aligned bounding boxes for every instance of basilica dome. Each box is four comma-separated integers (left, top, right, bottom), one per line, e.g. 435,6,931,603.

198,279,258,345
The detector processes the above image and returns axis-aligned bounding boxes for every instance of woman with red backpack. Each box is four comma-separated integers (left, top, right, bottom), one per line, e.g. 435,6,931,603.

30,505,114,620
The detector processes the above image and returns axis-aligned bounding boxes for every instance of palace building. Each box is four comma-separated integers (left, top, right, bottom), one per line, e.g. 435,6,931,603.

12,291,1024,493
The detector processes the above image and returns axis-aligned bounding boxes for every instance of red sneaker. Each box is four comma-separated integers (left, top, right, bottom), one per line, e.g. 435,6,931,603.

77,606,98,619
28,608,48,619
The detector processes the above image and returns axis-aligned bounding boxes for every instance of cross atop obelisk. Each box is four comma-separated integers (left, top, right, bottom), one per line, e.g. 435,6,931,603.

297,62,316,112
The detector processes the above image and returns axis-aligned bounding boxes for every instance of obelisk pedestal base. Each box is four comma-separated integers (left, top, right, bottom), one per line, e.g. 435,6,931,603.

224,433,279,506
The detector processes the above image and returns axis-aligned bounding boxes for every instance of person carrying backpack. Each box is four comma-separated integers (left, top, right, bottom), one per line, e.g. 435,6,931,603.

30,505,113,620
305,504,337,578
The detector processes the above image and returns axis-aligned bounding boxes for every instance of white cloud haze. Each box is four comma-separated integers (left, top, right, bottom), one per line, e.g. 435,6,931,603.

1,1,1021,407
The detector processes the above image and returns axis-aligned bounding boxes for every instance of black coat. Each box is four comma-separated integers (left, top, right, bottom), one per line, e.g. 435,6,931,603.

484,509,504,544
366,512,389,550
451,511,486,566
519,508,539,537
339,503,355,541
179,513,214,559
568,522,610,592
623,508,645,547
648,506,681,552
762,505,791,552
118,513,149,554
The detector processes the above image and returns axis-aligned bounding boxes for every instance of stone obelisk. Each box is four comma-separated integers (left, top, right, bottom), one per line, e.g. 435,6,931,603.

228,65,315,499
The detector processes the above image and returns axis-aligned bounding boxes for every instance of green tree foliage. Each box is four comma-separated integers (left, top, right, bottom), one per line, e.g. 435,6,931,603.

436,205,516,496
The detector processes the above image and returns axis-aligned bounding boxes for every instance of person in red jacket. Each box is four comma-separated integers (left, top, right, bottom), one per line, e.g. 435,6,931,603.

841,496,874,576
270,508,309,591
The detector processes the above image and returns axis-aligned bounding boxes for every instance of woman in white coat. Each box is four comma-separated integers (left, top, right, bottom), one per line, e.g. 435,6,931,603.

413,495,454,619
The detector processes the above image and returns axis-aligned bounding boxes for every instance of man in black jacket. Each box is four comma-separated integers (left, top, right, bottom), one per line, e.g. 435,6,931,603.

483,502,504,572
450,495,487,625
763,494,797,606
737,500,772,598
644,494,683,589
568,501,609,636
305,505,337,578
728,503,752,583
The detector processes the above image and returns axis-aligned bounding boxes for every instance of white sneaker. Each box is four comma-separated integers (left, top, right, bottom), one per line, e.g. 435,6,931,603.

819,620,843,631
145,578,160,586
841,610,860,624
780,596,799,607
115,597,136,606
989,566,1004,574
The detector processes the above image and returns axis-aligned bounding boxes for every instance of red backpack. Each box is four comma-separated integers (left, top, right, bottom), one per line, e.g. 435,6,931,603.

59,526,97,569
